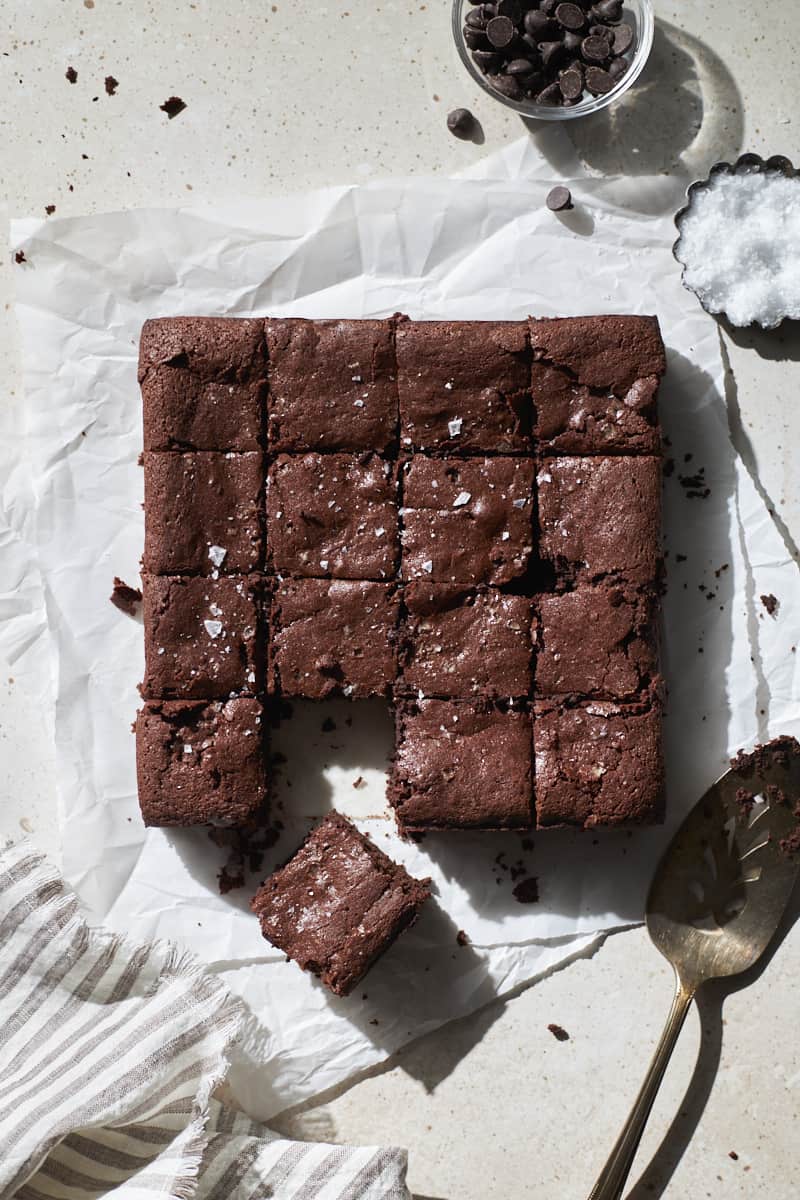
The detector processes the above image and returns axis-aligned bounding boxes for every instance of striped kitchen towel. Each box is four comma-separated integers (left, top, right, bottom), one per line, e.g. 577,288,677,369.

0,840,410,1200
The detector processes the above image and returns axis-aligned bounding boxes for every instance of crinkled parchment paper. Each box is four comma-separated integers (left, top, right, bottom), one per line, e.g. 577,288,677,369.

2,140,798,1120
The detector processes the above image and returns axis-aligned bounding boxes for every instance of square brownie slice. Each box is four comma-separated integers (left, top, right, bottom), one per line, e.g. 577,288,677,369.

267,453,398,580
533,700,664,828
269,579,399,699
400,583,532,700
265,318,397,453
535,585,660,701
390,699,533,832
143,451,264,575
251,811,431,996
401,456,535,586
397,320,531,454
140,317,266,451
537,456,661,588
142,574,263,699
136,698,267,826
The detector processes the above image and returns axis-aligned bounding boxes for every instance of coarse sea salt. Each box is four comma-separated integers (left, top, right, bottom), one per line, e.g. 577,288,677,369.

208,545,227,567
675,169,800,327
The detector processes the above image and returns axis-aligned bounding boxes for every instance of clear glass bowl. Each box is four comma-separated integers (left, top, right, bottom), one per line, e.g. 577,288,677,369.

452,0,654,121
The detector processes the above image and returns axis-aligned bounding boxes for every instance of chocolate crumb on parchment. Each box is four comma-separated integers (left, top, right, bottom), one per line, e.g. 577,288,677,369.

321,716,336,732
547,1023,570,1042
14,250,26,264
728,1151,739,1162
44,205,56,216
512,876,539,904
105,75,119,95
160,95,187,119
760,593,779,617
110,576,142,617
456,929,470,947
211,816,281,895
65,66,77,83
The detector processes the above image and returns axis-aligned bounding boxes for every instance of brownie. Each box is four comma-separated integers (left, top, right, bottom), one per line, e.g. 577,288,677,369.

140,317,266,451
400,456,535,585
390,699,533,831
142,574,262,699
142,451,264,575
537,457,661,588
535,585,659,700
251,811,431,996
265,318,397,453
269,579,399,699
531,368,660,456
533,700,664,828
400,584,532,700
136,698,267,826
267,453,398,580
528,316,666,396
396,320,531,453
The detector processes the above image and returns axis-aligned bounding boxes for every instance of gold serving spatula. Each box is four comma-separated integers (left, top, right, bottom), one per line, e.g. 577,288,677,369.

588,740,800,1200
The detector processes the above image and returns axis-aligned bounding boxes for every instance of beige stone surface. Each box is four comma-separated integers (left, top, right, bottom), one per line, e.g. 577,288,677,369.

0,1,798,1196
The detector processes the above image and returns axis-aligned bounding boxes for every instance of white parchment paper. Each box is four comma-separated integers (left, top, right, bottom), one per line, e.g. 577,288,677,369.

2,140,799,1120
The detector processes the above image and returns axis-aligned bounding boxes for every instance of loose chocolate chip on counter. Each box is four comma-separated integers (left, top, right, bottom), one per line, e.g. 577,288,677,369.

558,68,583,100
546,185,573,211
160,95,187,119
486,15,515,47
447,107,476,139
613,21,634,55
582,35,610,63
555,2,585,31
585,65,615,94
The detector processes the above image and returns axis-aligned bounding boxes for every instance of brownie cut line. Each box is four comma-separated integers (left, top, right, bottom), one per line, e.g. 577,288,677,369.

251,811,431,996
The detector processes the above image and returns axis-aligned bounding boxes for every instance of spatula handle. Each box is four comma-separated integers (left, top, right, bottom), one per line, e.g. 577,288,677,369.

586,979,695,1200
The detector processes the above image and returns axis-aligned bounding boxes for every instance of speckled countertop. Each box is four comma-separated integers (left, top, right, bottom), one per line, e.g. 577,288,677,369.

1,2,799,1196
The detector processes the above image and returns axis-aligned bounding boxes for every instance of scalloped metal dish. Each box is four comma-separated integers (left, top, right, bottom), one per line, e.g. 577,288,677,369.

672,152,800,331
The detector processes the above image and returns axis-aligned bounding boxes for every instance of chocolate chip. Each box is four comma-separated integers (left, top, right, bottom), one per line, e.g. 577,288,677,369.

506,57,537,77
555,2,585,31
523,9,554,36
582,35,610,62
540,0,558,14
465,8,486,28
473,48,503,71
592,0,623,22
585,65,615,93
486,14,515,46
608,54,628,78
496,0,522,21
160,95,186,119
536,81,563,105
558,69,583,100
464,27,488,48
539,40,565,68
491,72,524,99
447,107,476,139
613,21,634,55
546,185,573,211
562,29,583,52
589,23,613,40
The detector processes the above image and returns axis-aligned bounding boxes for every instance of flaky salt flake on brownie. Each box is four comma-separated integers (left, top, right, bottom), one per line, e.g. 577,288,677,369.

142,574,263,699
136,698,267,826
251,811,431,996
267,453,399,580
535,585,660,701
269,579,399,699
537,456,661,589
143,451,264,575
140,317,266,451
401,456,535,586
399,583,532,700
533,699,664,829
397,320,531,453
390,699,533,832
266,318,398,453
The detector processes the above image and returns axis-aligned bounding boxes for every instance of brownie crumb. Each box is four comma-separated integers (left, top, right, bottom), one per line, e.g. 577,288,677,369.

512,876,539,904
675,553,687,563
65,66,77,83
110,576,142,617
731,736,800,778
760,593,779,617
14,250,26,264
780,827,800,858
678,469,710,500
353,775,366,789
728,1151,739,1161
160,95,186,119
105,75,119,95
211,817,281,894
44,205,56,215
735,786,755,813
456,929,469,947
321,716,336,732
547,1023,569,1042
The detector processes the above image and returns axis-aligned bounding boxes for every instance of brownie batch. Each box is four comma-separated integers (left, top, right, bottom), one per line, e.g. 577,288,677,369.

135,312,666,993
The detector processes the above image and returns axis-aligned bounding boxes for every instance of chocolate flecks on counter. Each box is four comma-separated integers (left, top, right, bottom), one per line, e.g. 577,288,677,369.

160,95,187,119
65,66,77,83
547,1022,570,1041
14,250,26,264
105,75,119,95
760,593,779,617
44,205,56,215
513,876,540,904
110,576,142,617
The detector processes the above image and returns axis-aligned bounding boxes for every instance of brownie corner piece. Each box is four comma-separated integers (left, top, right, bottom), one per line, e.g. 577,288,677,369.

533,699,664,829
528,314,666,394
250,811,431,996
136,698,268,827
266,452,398,580
390,699,533,832
396,319,531,453
265,317,398,453
269,578,399,699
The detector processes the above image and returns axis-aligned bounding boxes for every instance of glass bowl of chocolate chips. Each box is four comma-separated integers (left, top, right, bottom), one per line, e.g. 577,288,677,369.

452,0,654,119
